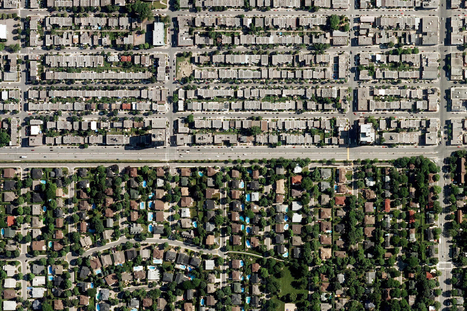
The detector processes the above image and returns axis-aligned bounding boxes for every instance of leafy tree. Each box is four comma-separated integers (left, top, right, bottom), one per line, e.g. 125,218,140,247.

329,15,340,30
0,130,10,147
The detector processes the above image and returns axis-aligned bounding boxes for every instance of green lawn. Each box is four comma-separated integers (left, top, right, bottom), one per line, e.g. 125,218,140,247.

152,1,167,9
273,266,309,311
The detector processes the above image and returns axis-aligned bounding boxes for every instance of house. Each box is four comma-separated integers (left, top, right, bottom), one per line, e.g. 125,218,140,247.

32,240,46,251
54,300,64,310
3,301,16,311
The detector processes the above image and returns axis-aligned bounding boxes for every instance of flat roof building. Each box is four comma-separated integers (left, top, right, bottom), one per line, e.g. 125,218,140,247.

153,22,165,46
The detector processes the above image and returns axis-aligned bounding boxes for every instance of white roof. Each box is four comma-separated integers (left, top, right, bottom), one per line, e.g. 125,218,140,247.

181,208,190,218
205,260,215,270
30,125,41,136
32,276,46,287
153,22,165,46
0,24,6,40
4,278,15,288
3,301,16,311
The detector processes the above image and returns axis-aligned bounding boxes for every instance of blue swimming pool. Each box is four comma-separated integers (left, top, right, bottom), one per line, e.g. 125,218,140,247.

239,216,244,222
200,299,205,306
198,172,204,177
48,275,54,281
246,240,251,247
1,229,4,236
96,304,100,311
40,180,46,184
43,206,47,212
92,204,96,210
140,202,145,209
246,297,251,304
283,252,289,258
193,221,197,228
148,224,153,232
284,215,289,221
48,241,52,248
239,181,245,188
284,224,289,230
245,217,250,224
245,194,251,202
149,193,154,199
149,202,154,209
142,181,147,188
148,212,153,221
246,227,251,233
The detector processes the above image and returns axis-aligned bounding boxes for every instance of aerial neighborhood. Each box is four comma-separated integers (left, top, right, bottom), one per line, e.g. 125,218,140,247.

0,0,462,310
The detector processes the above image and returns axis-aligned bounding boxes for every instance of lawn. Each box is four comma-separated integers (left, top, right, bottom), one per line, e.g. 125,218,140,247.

152,1,167,9
273,266,308,311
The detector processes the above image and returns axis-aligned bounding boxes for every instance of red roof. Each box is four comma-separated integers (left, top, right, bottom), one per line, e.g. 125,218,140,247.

384,199,390,213
408,210,415,224
426,272,434,280
6,216,14,227
335,196,346,206
291,175,302,185
121,103,131,110
120,55,132,62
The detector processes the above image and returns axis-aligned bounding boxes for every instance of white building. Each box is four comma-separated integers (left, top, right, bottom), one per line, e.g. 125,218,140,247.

0,24,7,40
153,22,165,46
359,123,375,144
3,301,16,311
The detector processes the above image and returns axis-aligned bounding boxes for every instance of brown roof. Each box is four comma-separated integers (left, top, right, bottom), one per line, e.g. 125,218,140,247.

79,295,89,306
335,251,346,258
181,197,193,207
206,235,215,245
291,224,302,235
153,248,164,259
130,200,138,210
130,211,139,222
104,188,114,196
143,298,153,308
3,168,15,178
364,227,375,237
364,202,374,213
252,170,260,179
54,230,64,240
79,200,90,211
231,190,241,199
105,197,114,207
320,208,332,219
155,189,165,199
181,168,191,177
104,273,118,286
206,188,217,199
275,194,284,203
321,221,332,232
155,211,164,222
3,289,16,299
276,179,285,194
251,263,260,273
320,248,332,260
55,218,64,228
90,258,102,270
78,190,89,199
156,167,165,177
231,259,241,269
275,223,284,233
232,235,241,245
54,300,64,310
335,196,346,206
105,208,114,218
207,167,217,177
338,168,347,183
154,200,165,210
250,237,260,248
364,215,376,225
79,221,87,232
126,167,138,178
31,240,45,251
320,235,332,245
231,170,240,178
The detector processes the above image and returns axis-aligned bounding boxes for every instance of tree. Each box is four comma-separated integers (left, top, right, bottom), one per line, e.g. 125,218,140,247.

249,126,262,136
92,218,104,234
329,15,340,30
126,0,152,21
0,130,10,147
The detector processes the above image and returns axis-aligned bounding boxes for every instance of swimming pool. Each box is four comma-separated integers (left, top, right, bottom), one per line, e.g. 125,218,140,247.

153,259,163,264
140,202,145,209
148,224,153,232
1,229,4,236
246,227,251,234
43,206,47,212
48,275,54,281
239,216,245,222
246,297,251,304
149,193,154,199
284,215,289,221
96,304,101,311
92,204,96,210
245,194,251,202
148,212,153,221
198,172,204,177
239,181,245,189
241,225,245,230
200,299,205,306
245,217,250,224
149,201,154,209
193,221,197,228
95,268,102,274
246,240,251,248
40,180,46,184
283,252,289,258
48,241,52,248
142,181,147,188
284,224,289,230
148,266,156,270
